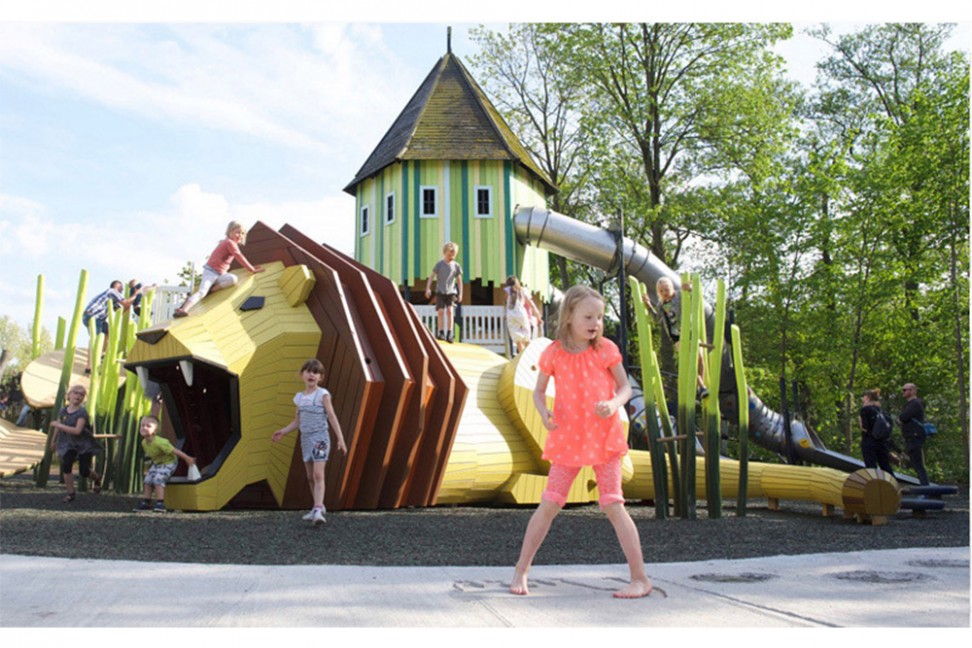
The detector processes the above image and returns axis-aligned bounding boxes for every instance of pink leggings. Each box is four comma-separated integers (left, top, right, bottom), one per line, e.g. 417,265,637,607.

542,457,625,508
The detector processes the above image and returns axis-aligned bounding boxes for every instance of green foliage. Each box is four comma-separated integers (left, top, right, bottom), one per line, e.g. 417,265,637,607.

0,316,53,385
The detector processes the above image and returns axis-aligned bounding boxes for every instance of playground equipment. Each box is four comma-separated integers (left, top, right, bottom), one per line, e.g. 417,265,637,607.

512,206,939,487
8,218,952,525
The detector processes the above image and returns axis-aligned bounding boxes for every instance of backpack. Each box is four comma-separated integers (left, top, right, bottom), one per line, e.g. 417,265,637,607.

871,410,892,441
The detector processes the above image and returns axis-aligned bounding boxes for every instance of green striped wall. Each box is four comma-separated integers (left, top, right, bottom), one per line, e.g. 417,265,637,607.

353,160,550,301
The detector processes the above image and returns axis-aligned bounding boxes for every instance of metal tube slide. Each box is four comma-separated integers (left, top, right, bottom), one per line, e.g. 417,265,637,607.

513,205,917,484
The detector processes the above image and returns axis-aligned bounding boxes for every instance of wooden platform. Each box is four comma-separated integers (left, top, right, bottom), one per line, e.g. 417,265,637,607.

21,348,90,409
0,418,47,478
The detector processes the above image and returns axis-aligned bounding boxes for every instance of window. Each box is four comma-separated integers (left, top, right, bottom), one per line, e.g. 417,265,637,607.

360,205,370,236
475,186,493,218
420,186,438,218
385,192,395,225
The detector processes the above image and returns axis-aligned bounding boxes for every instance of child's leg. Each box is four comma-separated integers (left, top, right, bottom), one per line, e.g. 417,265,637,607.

594,459,652,598
510,499,561,595
436,306,446,336
154,484,165,500
602,503,652,598
309,460,326,509
510,464,577,595
208,272,239,294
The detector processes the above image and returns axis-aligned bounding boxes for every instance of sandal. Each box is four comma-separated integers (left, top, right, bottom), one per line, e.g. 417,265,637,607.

91,475,103,494
63,492,76,503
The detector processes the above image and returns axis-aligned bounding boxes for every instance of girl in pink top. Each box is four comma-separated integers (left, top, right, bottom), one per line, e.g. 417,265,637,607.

174,221,264,317
510,285,652,599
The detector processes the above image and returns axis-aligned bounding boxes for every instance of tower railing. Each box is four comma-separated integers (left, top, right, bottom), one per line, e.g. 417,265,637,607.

411,304,509,355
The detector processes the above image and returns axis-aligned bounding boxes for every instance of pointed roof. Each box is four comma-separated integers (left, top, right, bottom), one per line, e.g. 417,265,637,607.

343,52,557,195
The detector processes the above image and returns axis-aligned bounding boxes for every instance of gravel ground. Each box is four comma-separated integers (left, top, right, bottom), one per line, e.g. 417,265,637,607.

1,475,967,567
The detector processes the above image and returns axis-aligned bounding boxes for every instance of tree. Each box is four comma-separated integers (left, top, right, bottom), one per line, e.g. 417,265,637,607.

0,315,52,385
469,24,600,291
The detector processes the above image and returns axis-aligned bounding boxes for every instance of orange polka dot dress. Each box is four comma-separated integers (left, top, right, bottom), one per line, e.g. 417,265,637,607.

537,338,628,467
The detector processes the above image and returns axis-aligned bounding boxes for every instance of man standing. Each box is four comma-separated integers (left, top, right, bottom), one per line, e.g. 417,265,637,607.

898,383,929,485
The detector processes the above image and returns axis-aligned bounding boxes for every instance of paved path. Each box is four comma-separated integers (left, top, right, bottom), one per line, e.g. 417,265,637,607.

1,547,968,627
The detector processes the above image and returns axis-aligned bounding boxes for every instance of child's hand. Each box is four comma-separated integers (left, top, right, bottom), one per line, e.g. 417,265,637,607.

424,288,432,299
271,430,285,442
253,266,266,273
186,456,196,466
541,411,557,431
337,438,347,454
594,400,617,418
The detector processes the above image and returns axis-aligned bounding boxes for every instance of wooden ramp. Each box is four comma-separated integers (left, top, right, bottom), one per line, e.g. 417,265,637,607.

0,418,47,478
21,348,90,409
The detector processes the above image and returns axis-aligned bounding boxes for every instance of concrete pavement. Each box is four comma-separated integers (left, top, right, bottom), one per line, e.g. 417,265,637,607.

1,547,968,627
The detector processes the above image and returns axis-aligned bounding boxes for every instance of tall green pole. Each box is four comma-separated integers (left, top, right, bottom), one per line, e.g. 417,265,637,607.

31,275,44,360
35,269,88,487
629,277,669,519
702,278,726,517
677,273,698,519
731,324,750,516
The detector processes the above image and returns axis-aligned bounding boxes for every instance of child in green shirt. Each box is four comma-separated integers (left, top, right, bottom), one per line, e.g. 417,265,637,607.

133,415,196,513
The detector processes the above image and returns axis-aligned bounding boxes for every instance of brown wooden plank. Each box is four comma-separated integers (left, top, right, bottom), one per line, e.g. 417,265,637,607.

282,227,428,510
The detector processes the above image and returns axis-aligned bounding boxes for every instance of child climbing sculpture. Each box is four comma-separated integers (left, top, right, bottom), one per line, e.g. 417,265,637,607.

174,220,264,317
643,277,708,399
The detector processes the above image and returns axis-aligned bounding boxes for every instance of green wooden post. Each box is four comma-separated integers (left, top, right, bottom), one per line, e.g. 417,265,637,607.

677,272,698,519
31,275,44,360
629,277,669,519
35,269,88,487
731,323,750,517
54,317,66,350
703,278,726,517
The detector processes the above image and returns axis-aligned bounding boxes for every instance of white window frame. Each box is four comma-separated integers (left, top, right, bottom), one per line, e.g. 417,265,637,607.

420,186,438,219
360,204,371,237
385,191,396,225
474,185,493,218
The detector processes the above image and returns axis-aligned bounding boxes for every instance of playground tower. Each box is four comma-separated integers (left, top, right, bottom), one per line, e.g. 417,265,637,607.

343,40,556,305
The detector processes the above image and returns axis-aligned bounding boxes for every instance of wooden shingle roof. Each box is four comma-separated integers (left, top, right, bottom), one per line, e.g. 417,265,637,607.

343,52,557,195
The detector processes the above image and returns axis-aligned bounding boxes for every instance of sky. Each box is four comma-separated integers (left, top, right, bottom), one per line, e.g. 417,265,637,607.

0,1,969,345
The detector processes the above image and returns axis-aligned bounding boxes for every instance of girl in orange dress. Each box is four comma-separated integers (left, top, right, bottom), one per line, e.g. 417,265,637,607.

510,285,652,599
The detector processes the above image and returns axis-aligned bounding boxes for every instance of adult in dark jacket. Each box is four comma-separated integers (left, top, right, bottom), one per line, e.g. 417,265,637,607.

898,382,929,485
859,388,894,473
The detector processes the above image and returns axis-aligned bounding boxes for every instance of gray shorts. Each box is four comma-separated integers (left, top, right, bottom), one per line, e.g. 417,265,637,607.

301,432,330,463
144,461,178,486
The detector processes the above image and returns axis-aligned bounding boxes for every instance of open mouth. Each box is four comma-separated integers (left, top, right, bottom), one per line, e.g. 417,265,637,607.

128,357,241,482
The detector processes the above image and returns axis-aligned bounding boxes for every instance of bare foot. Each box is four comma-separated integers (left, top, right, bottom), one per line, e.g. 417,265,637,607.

613,577,653,599
510,567,529,595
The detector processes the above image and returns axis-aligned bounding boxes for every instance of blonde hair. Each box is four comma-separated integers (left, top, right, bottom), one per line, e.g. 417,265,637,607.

864,388,882,403
655,277,675,300
555,285,604,348
505,275,522,310
442,241,458,254
226,220,246,243
68,384,87,398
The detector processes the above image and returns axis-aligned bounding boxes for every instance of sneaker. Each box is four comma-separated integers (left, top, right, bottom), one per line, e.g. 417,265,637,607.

173,308,188,318
697,387,709,400
152,501,167,513
133,500,151,512
301,508,316,521
436,331,445,340
446,331,454,343
311,508,326,526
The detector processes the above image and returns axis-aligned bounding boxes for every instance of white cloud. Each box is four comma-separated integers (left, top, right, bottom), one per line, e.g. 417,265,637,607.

0,23,410,155
0,185,356,334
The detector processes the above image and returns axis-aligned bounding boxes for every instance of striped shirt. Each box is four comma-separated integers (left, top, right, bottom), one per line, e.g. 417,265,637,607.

83,288,124,322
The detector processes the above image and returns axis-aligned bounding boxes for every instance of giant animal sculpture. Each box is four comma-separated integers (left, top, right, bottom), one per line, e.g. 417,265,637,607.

118,222,903,523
